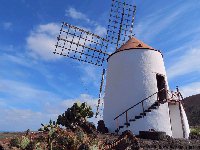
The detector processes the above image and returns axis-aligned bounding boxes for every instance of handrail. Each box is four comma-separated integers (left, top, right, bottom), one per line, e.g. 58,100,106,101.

114,88,166,120
113,86,184,134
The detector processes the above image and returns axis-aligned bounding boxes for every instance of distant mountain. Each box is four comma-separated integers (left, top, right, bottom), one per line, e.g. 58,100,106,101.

182,94,200,126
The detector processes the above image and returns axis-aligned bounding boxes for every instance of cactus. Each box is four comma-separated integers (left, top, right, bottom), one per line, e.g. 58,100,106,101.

20,136,30,149
35,142,43,150
10,137,20,148
89,145,99,150
38,120,59,150
10,136,30,149
56,102,94,130
89,138,100,150
75,128,86,143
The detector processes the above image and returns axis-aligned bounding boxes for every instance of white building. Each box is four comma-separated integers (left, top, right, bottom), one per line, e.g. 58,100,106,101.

103,37,190,138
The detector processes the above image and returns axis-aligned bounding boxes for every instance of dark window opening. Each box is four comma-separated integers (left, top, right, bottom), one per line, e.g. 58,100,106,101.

156,74,167,102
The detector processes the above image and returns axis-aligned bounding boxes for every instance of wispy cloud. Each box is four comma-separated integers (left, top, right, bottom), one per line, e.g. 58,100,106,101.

66,7,91,23
0,92,99,131
135,2,191,43
65,7,107,37
180,82,200,97
0,78,60,105
94,25,107,37
2,22,12,30
167,48,200,80
26,23,62,61
78,64,101,88
61,94,97,111
0,108,50,131
45,93,100,125
0,53,31,67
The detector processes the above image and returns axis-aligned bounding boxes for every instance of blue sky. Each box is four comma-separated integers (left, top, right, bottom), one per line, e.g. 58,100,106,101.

0,0,200,131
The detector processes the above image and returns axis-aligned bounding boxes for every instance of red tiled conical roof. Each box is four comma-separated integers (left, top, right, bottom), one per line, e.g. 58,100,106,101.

116,37,155,52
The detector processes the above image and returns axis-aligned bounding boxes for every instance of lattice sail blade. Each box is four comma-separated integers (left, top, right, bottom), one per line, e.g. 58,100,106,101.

54,22,110,66
106,0,136,49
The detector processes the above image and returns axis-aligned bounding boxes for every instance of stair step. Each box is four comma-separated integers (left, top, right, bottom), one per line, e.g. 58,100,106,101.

124,122,130,127
119,126,124,129
135,115,142,119
140,112,146,116
149,106,157,110
129,119,136,122
152,102,160,107
144,109,151,112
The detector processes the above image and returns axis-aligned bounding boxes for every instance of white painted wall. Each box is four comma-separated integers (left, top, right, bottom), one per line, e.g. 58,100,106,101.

168,102,190,138
169,103,183,138
103,49,172,136
180,103,190,139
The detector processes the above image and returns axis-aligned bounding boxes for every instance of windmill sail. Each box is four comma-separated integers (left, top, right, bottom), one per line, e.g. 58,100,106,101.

106,0,136,49
54,23,110,66
54,0,136,66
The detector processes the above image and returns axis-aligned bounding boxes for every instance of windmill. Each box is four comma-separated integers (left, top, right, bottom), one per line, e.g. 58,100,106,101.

53,0,190,139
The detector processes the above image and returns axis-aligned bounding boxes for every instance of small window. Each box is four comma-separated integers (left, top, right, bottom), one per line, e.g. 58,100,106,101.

156,74,167,102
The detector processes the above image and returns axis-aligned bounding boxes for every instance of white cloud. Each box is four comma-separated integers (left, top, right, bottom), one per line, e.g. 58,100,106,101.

0,79,60,103
44,93,101,125
180,82,200,97
63,94,97,107
0,92,100,131
0,108,50,131
2,22,12,30
26,23,62,61
79,64,101,88
65,7,107,37
0,44,15,52
167,48,200,79
45,94,96,115
37,23,60,36
94,25,107,37
66,7,91,23
0,73,100,131
0,53,31,67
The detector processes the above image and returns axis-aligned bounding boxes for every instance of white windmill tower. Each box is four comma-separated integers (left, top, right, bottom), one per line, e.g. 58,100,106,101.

103,37,190,138
53,0,190,138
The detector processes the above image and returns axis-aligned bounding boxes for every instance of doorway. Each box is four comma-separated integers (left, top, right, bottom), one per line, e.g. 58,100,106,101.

156,74,167,102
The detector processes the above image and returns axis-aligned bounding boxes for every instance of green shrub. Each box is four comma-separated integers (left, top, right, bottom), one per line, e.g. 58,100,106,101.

190,126,200,135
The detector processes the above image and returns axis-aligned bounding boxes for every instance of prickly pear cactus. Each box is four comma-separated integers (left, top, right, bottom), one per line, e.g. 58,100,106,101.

20,136,30,149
